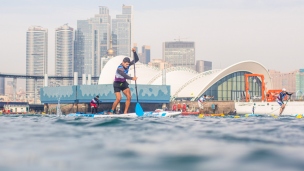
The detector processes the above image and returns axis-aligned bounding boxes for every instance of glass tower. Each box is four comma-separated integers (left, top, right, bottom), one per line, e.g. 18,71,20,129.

74,6,111,79
163,41,195,70
112,5,133,57
55,24,74,86
26,26,48,103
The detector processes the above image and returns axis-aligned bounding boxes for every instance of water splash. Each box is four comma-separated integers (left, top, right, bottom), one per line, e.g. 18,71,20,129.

56,97,62,116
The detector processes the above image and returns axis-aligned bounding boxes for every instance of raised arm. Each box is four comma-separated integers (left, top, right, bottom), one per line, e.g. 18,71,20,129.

287,92,293,96
129,48,139,66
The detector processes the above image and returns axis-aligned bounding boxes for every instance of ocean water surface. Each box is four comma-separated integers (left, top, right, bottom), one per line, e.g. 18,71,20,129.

0,114,304,171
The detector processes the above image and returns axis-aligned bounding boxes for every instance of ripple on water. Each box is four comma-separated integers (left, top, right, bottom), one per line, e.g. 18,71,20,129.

0,115,304,171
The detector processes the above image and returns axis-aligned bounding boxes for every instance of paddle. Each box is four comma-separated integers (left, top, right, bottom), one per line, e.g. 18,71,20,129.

279,93,292,116
133,56,144,116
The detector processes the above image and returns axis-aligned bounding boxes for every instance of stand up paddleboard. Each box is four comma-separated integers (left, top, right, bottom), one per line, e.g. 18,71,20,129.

67,111,181,118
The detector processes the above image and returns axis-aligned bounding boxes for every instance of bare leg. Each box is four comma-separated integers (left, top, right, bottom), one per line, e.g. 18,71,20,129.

279,104,285,116
122,88,131,114
111,92,121,114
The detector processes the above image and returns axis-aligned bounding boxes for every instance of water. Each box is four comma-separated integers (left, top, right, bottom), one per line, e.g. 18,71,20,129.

0,115,304,171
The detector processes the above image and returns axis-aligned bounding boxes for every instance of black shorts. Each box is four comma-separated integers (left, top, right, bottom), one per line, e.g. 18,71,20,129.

113,81,129,92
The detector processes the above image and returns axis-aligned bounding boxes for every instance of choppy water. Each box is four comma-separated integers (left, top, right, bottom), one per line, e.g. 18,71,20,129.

0,114,304,171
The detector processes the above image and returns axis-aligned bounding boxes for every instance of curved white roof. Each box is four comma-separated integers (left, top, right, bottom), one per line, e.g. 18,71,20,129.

128,63,159,84
149,67,198,95
98,57,272,100
98,56,159,84
98,55,125,84
175,60,272,99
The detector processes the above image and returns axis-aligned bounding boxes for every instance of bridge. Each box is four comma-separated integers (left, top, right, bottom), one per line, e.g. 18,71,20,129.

0,72,99,79
0,72,100,103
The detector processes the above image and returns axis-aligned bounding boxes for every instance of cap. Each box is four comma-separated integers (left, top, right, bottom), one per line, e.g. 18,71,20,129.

96,95,99,98
123,57,131,63
282,88,286,91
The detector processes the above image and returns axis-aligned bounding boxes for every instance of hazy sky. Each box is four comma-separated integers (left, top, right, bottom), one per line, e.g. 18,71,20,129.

1,0,304,78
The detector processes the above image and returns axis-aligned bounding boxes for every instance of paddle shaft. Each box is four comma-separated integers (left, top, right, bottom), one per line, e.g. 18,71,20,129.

133,59,139,102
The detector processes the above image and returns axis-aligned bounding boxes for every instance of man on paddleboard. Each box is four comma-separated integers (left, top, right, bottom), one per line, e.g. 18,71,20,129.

277,88,293,115
109,48,139,114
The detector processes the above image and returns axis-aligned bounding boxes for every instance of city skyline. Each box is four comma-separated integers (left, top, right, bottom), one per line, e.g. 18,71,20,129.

1,0,304,77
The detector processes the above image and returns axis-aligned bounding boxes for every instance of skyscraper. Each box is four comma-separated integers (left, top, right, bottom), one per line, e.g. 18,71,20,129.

296,69,304,99
55,24,74,86
74,6,111,79
196,60,212,72
139,45,150,64
26,26,48,103
163,41,195,70
112,5,133,57
268,69,297,93
0,77,4,95
148,59,171,70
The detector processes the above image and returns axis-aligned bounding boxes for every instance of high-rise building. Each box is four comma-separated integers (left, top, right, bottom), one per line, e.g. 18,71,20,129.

139,45,150,64
55,24,74,86
281,72,297,93
112,5,133,57
268,70,282,90
269,69,304,99
74,6,111,80
296,69,304,99
0,77,4,95
196,60,212,72
163,41,195,70
148,59,171,70
269,69,297,92
26,26,48,103
100,39,115,72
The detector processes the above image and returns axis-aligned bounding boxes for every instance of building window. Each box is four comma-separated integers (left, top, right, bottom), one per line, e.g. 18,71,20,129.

202,71,262,101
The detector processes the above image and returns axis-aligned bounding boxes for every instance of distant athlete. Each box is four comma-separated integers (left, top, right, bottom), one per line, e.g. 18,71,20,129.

172,103,177,111
90,95,100,114
277,88,293,115
198,95,207,114
109,48,139,114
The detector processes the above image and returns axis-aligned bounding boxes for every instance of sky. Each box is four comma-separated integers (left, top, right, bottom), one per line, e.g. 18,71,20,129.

0,0,304,81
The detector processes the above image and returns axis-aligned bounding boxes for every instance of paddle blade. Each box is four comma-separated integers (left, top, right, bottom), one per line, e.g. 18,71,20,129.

135,103,144,116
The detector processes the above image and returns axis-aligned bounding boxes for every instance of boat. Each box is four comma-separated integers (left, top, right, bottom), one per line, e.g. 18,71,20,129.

234,73,304,116
235,101,304,116
67,110,181,118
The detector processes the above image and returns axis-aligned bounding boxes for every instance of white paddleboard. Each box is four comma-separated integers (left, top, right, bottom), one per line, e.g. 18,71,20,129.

67,111,181,118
